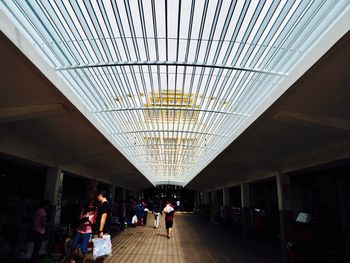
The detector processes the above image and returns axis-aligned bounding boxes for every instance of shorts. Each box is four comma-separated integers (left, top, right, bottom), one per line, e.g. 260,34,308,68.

165,220,173,229
71,232,91,254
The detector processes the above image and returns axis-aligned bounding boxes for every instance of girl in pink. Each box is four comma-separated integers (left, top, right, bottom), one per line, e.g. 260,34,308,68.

69,204,96,263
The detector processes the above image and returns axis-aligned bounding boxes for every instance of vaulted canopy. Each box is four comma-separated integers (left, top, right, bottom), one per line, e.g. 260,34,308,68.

1,0,349,186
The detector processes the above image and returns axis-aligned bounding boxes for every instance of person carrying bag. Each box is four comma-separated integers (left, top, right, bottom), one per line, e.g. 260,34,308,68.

94,191,112,262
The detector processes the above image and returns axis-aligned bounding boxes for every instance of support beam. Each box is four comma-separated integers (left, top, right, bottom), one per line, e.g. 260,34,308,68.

109,184,116,205
276,173,294,263
284,140,350,174
95,107,250,118
223,188,230,206
0,104,66,124
44,167,63,225
273,111,350,132
241,183,251,240
121,188,127,200
196,191,201,211
223,188,230,225
86,180,98,201
201,192,211,218
112,129,229,138
204,192,210,205
54,153,109,166
336,177,350,258
56,60,287,77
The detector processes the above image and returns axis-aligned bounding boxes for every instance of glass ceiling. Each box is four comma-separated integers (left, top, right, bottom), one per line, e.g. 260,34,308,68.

1,0,349,186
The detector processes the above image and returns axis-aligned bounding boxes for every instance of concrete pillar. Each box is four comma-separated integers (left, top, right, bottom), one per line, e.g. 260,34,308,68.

44,167,63,225
276,173,294,263
198,191,201,210
205,192,209,204
86,180,98,200
337,176,350,258
201,192,210,218
114,186,120,200
241,183,251,239
211,190,221,223
212,191,215,221
223,188,230,224
109,184,116,204
223,188,230,206
202,192,208,205
199,192,203,206
121,188,127,200
198,192,203,214
194,191,200,211
128,189,137,199
194,191,197,205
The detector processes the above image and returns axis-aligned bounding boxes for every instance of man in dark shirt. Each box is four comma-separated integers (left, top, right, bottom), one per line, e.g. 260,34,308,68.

95,190,112,263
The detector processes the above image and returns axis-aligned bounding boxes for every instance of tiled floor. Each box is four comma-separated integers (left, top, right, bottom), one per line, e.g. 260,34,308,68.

104,213,282,263
106,214,184,263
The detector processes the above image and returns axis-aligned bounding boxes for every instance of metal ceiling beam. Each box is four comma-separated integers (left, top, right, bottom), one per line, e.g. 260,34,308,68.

94,107,250,118
111,129,228,138
55,61,287,77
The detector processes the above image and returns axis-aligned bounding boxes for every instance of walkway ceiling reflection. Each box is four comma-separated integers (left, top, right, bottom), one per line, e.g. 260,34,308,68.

1,0,349,186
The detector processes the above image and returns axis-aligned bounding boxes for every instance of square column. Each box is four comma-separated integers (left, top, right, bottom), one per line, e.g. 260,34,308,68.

194,191,200,212
109,184,116,204
202,192,209,205
122,188,127,200
201,192,211,218
337,177,350,259
241,183,251,239
276,173,294,263
211,191,220,223
87,180,98,200
223,188,230,224
44,167,63,225
223,188,230,206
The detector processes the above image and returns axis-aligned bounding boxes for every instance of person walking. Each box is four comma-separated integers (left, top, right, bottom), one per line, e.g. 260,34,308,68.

163,201,175,239
143,203,149,226
69,204,96,263
95,190,112,263
31,200,49,263
152,200,161,229
135,201,144,227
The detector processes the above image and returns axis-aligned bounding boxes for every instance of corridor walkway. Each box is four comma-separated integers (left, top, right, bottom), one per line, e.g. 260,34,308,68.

105,213,281,263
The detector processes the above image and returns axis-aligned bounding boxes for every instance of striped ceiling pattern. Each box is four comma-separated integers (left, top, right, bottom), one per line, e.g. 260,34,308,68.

1,0,349,186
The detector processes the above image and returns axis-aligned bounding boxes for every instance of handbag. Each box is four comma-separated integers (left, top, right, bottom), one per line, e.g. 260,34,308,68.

92,234,112,260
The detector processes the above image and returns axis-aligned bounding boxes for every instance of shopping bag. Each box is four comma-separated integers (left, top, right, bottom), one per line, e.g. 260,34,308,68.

163,204,174,213
92,234,112,260
131,215,138,224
